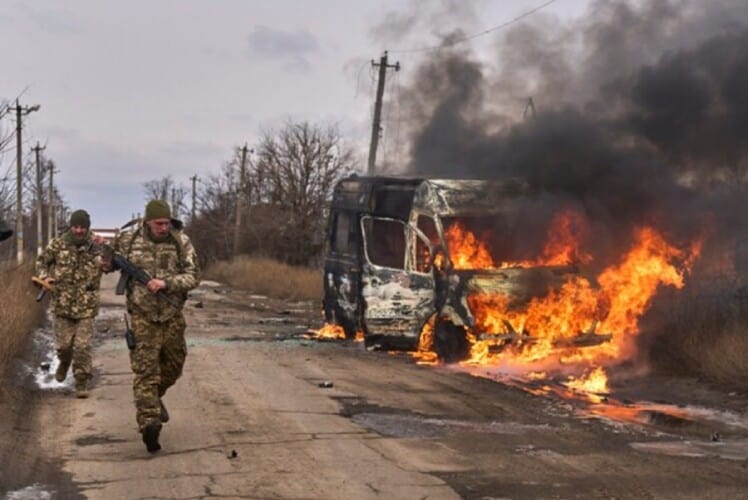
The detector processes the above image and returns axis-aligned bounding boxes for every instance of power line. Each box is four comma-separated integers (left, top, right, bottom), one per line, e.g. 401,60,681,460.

390,0,558,54
354,58,373,98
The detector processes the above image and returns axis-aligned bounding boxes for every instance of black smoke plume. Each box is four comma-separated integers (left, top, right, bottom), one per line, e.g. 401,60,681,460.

378,0,748,262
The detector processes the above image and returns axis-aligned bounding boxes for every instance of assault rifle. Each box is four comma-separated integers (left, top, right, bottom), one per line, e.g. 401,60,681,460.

101,244,180,308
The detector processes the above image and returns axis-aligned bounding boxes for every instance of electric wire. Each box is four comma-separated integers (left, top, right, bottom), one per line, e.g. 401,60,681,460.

389,0,558,54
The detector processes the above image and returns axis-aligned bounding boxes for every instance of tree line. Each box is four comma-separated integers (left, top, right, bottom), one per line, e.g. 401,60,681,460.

145,121,356,267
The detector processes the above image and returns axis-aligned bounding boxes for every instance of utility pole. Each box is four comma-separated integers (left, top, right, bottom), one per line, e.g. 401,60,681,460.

32,142,46,255
233,143,249,257
367,51,400,175
190,175,198,223
47,160,55,242
10,100,41,263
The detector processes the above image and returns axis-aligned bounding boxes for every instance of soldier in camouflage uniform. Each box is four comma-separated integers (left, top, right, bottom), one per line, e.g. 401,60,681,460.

109,200,198,453
35,209,103,398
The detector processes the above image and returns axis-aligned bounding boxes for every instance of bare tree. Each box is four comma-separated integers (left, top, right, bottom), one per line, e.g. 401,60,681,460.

192,164,237,263
187,120,357,266
249,121,356,265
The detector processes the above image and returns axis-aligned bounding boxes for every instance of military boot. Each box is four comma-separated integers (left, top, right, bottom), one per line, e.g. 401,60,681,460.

142,422,162,453
159,399,170,423
54,361,70,382
74,378,89,399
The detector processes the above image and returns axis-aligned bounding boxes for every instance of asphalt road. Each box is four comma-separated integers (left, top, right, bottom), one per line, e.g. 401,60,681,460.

2,273,748,499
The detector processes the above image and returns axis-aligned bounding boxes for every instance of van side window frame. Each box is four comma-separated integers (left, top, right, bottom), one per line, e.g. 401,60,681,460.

361,215,434,275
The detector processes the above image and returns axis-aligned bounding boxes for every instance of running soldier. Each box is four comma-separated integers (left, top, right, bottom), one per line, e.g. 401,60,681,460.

108,200,198,453
35,209,103,398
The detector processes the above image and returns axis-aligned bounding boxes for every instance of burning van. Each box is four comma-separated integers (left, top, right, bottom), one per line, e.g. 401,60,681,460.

322,175,614,362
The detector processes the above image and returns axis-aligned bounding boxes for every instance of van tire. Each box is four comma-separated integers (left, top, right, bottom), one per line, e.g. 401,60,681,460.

433,320,470,363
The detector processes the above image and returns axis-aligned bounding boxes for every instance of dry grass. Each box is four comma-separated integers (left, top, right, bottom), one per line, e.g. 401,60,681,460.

204,256,322,301
684,321,748,382
0,262,46,377
651,296,748,388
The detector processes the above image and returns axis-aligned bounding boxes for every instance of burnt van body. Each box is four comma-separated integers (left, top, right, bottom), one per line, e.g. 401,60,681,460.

322,175,579,361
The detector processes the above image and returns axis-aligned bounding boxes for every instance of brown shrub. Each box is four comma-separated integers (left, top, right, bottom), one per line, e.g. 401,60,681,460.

683,321,748,383
0,262,46,376
204,256,321,301
648,294,748,388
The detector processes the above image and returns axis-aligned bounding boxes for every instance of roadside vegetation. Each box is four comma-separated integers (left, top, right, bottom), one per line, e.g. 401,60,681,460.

0,262,46,378
683,320,748,383
204,256,321,302
650,292,748,389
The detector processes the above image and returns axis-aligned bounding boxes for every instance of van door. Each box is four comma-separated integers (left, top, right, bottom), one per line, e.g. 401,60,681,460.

323,209,361,338
360,216,435,348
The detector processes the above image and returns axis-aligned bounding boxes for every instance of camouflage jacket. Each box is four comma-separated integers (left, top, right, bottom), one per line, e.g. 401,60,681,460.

114,224,199,322
35,232,103,319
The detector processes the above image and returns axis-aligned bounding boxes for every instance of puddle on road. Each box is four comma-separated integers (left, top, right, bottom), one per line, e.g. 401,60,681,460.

4,484,54,500
587,401,748,432
24,326,71,391
351,412,549,438
75,433,128,447
630,439,748,461
197,279,224,288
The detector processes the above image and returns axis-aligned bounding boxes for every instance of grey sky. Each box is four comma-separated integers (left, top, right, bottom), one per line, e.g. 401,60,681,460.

0,0,589,228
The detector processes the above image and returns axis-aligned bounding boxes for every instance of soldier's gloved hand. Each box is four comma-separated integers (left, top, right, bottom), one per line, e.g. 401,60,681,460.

147,278,167,293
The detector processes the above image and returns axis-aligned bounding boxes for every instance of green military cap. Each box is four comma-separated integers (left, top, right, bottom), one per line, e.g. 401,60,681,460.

145,200,171,221
69,209,91,228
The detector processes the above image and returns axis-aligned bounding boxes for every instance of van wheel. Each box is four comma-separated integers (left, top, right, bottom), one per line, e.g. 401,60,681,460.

433,320,470,363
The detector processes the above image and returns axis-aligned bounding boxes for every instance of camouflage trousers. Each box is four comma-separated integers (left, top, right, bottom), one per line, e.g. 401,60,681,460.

129,312,187,431
54,316,94,382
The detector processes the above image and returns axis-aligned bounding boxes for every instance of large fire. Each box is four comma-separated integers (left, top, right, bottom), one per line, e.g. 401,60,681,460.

445,211,592,270
441,210,702,392
465,225,701,365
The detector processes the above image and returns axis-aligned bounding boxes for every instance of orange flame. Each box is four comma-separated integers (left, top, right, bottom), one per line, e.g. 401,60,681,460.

565,366,609,394
412,316,440,365
462,225,701,367
313,323,346,340
444,222,494,269
444,210,592,270
535,210,592,266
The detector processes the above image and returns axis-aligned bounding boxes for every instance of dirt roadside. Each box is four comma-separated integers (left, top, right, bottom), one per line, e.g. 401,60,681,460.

1,273,748,499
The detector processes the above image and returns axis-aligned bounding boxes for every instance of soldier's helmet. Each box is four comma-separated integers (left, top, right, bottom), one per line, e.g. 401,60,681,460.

0,217,12,242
